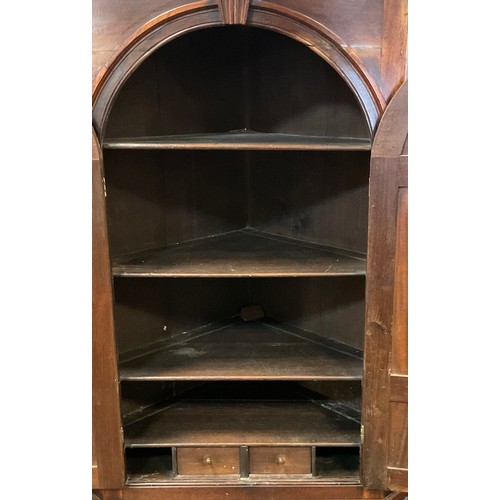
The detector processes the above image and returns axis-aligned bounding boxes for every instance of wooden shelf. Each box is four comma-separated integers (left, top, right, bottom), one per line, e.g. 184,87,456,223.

124,398,360,447
103,131,371,151
120,319,362,381
112,229,366,278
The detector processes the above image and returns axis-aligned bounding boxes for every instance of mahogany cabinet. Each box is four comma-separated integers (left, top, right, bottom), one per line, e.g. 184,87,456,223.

92,1,408,499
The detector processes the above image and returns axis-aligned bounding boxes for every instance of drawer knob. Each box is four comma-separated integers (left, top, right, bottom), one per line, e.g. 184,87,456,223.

204,456,212,465
277,455,286,465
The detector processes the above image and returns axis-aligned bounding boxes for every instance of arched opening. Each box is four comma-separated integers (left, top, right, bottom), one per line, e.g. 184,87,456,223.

103,26,370,140
99,21,372,486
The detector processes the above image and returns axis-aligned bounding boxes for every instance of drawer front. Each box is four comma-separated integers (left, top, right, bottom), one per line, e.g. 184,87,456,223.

249,447,311,475
177,447,240,475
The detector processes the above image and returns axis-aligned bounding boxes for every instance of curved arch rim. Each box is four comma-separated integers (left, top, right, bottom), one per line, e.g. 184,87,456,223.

92,2,385,140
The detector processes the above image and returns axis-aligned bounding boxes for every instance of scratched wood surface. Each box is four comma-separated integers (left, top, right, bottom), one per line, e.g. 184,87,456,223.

92,130,125,487
92,0,395,98
112,229,366,278
119,319,363,381
361,81,407,491
125,399,360,447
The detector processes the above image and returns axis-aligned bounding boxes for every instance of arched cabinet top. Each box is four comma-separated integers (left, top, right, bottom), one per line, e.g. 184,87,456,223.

92,1,385,140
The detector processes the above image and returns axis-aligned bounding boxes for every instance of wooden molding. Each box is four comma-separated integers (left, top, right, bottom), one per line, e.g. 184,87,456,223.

217,0,250,24
92,6,384,139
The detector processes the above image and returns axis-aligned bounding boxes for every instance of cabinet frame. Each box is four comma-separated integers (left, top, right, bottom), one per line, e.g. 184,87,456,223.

92,1,408,497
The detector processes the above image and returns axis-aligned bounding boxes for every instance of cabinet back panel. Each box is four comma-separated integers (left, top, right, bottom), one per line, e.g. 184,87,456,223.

113,278,252,354
104,150,167,257
162,151,248,246
248,151,369,253
104,54,163,139
246,30,368,138
104,150,368,257
254,277,365,350
104,150,248,257
113,277,364,354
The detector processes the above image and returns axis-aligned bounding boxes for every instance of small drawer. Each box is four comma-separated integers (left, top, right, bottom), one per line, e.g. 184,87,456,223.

176,447,240,475
249,447,311,475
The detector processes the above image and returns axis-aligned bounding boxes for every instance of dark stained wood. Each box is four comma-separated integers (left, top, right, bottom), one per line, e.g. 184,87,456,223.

92,129,126,488
104,149,248,257
125,447,175,482
92,0,389,100
103,132,371,151
380,0,408,102
112,229,366,278
119,319,363,381
257,277,366,350
217,0,250,24
249,447,311,475
113,278,251,354
120,485,386,499
92,1,407,495
105,148,369,261
177,447,240,475
249,151,370,254
113,276,366,356
103,150,167,257
103,27,371,140
124,399,360,447
361,81,407,491
314,447,359,480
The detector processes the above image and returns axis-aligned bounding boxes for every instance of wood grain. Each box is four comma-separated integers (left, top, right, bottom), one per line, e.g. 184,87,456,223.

388,403,408,470
249,151,370,254
392,188,408,374
380,0,408,102
361,82,407,490
217,0,250,24
177,447,240,475
387,467,408,493
120,485,386,499
92,129,125,487
389,375,407,404
249,447,311,475
92,6,384,139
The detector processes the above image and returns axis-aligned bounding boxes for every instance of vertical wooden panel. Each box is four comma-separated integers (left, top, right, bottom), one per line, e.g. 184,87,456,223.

92,129,126,487
380,0,408,101
392,187,408,374
388,402,408,469
362,82,407,491
361,156,399,490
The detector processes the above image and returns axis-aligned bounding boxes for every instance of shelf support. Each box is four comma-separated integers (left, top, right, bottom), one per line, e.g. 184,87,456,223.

217,0,250,24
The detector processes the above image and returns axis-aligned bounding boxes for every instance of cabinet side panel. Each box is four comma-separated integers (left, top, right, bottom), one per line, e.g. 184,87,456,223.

93,131,125,487
361,156,398,489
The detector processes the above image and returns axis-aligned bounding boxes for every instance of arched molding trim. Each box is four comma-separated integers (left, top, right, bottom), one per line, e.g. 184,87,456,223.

92,1,386,140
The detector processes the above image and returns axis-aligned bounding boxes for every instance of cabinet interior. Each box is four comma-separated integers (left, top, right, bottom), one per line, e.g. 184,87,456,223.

101,25,371,485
